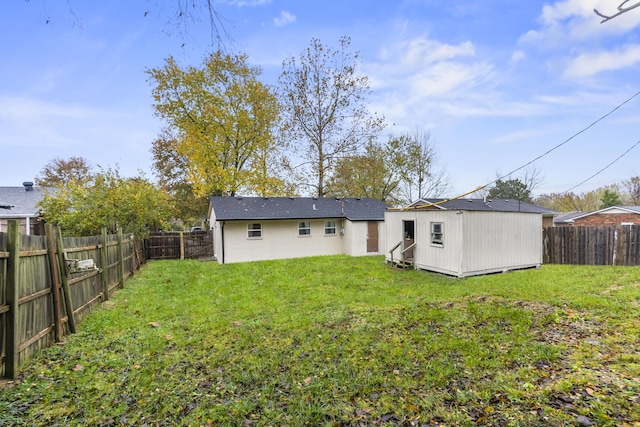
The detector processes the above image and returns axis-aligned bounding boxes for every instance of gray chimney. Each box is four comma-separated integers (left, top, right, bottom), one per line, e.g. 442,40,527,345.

23,181,34,191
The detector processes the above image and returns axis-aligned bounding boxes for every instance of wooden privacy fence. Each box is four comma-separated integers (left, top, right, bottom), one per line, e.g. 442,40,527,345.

543,225,640,266
146,231,214,260
0,221,145,379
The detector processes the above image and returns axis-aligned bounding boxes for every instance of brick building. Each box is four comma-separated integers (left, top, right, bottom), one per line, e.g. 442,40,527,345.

570,206,640,226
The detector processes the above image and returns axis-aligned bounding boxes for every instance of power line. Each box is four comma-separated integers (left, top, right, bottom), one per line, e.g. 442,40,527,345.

563,137,640,193
483,89,640,189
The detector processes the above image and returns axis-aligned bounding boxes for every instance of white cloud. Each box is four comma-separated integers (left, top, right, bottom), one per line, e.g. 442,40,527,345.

273,10,296,27
564,44,640,77
510,50,526,63
367,36,493,103
521,0,640,45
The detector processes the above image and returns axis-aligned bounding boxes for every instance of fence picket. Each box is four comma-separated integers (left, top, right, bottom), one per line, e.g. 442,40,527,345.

543,225,640,266
0,220,146,379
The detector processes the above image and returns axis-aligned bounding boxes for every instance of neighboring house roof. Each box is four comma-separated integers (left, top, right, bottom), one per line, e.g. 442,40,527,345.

569,205,640,222
210,197,387,221
553,211,584,225
0,183,51,218
409,198,556,214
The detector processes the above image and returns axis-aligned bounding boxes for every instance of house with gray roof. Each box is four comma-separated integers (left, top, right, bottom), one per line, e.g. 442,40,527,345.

553,211,584,226
208,196,387,264
0,182,50,235
386,198,554,277
568,205,640,226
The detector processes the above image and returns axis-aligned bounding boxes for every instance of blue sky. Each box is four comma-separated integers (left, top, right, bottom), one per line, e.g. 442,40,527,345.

1,0,640,197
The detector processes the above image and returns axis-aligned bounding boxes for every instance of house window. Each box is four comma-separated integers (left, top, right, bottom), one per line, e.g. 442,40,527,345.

431,222,443,246
298,221,311,236
247,223,262,239
324,221,336,235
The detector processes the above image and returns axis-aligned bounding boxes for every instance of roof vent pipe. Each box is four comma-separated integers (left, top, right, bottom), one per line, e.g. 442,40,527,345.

23,181,34,191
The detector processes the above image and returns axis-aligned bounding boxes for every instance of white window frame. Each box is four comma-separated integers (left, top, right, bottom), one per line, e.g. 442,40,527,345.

247,223,262,239
298,221,311,236
324,220,337,236
431,222,443,246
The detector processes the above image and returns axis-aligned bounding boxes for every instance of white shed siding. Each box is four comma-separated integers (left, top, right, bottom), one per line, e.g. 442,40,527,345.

460,211,542,276
220,219,345,264
385,209,543,277
384,210,415,259
415,211,462,275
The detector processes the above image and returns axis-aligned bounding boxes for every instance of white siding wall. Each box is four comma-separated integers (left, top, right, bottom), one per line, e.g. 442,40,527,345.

384,210,415,260
219,219,346,264
386,210,542,277
413,211,463,276
344,220,386,256
460,211,542,276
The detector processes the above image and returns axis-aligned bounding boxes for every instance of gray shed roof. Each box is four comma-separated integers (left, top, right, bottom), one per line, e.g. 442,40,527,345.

210,197,387,221
0,185,52,218
412,198,556,214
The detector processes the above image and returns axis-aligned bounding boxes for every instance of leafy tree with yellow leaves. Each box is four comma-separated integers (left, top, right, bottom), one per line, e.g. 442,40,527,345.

147,52,287,197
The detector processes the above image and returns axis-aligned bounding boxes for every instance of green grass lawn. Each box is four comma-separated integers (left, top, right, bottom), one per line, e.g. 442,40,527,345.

2,256,639,426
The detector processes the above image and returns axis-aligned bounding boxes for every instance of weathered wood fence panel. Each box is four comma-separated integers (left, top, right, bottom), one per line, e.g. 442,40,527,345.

543,225,640,265
0,221,145,379
146,231,213,260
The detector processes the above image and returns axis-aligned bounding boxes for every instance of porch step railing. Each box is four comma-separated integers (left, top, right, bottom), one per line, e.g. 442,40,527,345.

389,240,416,269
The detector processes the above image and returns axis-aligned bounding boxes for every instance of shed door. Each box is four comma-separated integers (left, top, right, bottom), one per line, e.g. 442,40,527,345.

367,221,378,253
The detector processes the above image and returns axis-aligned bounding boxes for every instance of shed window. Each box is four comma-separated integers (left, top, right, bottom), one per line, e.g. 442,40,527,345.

247,223,262,239
324,221,336,235
299,221,311,236
431,222,443,246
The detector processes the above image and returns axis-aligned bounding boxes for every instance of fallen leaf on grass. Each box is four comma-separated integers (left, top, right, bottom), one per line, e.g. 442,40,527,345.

149,322,160,327
304,377,312,385
232,320,242,326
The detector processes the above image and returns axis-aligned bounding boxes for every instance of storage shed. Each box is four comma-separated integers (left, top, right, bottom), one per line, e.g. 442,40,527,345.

385,198,552,277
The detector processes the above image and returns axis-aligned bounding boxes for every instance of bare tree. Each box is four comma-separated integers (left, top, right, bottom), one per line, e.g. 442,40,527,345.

622,176,640,204
594,1,640,23
278,36,385,197
35,156,93,186
29,0,230,48
397,130,452,204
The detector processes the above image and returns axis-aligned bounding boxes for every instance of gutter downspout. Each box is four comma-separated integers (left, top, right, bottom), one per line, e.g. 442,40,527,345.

221,221,225,264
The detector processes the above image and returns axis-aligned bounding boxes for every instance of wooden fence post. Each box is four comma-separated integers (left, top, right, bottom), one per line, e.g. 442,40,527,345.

180,231,185,260
6,220,20,379
117,227,125,289
55,227,76,334
100,228,109,300
45,224,63,342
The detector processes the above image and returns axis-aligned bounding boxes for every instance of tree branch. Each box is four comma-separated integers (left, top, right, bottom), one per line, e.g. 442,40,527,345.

594,0,640,23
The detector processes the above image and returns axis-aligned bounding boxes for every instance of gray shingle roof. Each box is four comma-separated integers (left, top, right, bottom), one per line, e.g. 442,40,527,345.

553,211,584,224
0,185,52,217
569,205,640,221
413,198,556,214
210,197,387,221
